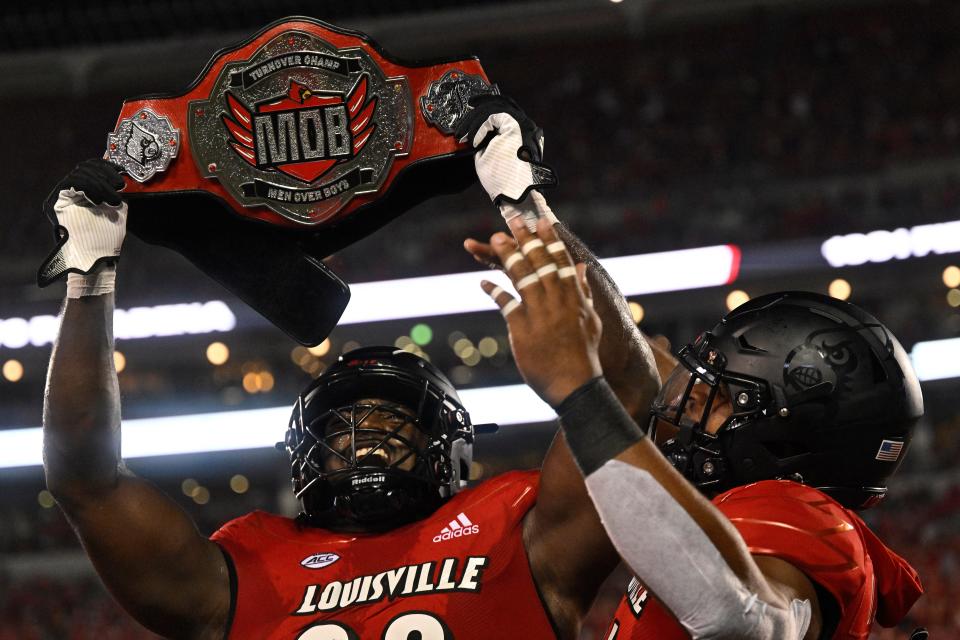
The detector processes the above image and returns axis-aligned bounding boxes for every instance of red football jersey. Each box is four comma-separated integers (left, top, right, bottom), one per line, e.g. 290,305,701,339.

605,480,922,640
211,470,557,640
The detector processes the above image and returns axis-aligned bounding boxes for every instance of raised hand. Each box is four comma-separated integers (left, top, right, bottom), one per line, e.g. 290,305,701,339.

479,216,602,407
455,94,558,230
38,159,128,287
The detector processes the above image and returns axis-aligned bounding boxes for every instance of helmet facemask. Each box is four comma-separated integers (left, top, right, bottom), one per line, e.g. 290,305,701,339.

651,339,771,494
285,349,475,531
318,401,430,477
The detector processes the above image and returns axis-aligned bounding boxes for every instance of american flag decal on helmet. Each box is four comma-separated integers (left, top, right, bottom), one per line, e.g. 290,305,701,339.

875,439,904,462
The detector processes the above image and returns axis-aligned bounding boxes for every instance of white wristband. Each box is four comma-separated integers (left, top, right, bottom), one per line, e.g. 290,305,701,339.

66,264,116,299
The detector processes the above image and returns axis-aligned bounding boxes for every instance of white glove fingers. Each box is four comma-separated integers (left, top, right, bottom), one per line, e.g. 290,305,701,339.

468,105,559,226
471,114,501,148
55,192,128,274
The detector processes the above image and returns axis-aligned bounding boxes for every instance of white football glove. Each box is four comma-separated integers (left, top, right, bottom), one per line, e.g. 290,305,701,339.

455,95,558,231
38,159,128,290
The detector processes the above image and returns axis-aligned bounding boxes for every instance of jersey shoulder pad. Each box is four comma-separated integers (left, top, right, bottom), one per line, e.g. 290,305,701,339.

458,469,540,507
440,470,540,532
211,510,298,547
713,481,869,617
713,480,857,535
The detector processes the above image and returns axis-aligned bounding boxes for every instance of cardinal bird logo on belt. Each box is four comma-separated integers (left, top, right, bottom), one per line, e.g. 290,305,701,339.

222,74,377,184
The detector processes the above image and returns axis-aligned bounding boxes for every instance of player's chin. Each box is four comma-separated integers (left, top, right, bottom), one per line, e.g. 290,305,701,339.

651,417,679,446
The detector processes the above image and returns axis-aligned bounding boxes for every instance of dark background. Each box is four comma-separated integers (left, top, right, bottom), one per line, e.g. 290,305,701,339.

0,1,958,637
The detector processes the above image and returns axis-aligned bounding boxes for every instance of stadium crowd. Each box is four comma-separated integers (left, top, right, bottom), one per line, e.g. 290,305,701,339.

4,1,960,289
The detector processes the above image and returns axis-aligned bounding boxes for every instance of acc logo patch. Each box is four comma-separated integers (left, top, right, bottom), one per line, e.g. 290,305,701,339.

301,552,340,569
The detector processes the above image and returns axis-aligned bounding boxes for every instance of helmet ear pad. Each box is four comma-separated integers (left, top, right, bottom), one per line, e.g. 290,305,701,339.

720,401,825,486
448,438,473,491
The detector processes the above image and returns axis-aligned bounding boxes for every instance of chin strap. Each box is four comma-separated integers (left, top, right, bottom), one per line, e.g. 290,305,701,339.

322,468,442,529
659,425,728,492
334,488,406,524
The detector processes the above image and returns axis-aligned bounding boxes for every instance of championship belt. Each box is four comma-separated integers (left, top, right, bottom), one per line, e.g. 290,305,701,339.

106,17,497,344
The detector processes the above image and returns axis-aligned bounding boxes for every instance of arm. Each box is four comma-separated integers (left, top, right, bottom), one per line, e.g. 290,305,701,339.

42,161,229,639
468,222,679,414
466,216,659,634
457,93,659,417
478,218,818,640
564,394,820,639
554,220,660,419
471,217,659,636
465,214,661,420
516,216,662,634
516,260,818,638
459,98,661,635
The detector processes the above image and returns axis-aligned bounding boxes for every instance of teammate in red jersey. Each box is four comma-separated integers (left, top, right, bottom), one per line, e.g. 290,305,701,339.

478,213,925,639
600,292,927,640
39,96,658,639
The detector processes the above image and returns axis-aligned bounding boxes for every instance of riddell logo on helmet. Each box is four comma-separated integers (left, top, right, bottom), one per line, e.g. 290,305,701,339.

351,473,385,487
433,513,479,543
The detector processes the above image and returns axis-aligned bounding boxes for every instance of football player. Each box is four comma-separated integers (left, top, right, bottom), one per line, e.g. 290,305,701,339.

479,211,925,639
39,114,656,639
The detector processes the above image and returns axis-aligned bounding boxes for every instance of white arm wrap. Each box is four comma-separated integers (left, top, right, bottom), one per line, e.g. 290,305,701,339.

586,460,812,640
500,191,559,232
66,265,116,299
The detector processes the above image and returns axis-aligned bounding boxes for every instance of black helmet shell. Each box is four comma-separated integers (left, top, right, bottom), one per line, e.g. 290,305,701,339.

656,291,923,509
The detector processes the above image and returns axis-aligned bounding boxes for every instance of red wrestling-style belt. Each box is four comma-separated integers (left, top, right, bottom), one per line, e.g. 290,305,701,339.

106,17,496,344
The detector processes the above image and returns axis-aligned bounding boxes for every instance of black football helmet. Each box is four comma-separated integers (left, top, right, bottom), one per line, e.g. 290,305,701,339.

652,291,923,510
285,347,475,530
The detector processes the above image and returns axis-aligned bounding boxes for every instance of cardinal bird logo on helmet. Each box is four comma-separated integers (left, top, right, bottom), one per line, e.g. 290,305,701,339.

221,74,377,184
783,328,862,394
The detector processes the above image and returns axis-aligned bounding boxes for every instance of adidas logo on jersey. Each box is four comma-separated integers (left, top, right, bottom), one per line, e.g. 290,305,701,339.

432,512,479,543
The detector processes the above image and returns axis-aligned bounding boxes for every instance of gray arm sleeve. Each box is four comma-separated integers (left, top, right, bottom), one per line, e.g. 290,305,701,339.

585,460,812,640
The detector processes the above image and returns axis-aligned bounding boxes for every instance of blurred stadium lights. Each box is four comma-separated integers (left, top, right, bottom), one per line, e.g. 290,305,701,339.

10,222,960,347
0,384,553,469
821,219,960,268
0,329,955,469
10,223,960,349
0,246,739,349
340,244,741,324
1,335,956,468
0,301,236,350
909,337,960,382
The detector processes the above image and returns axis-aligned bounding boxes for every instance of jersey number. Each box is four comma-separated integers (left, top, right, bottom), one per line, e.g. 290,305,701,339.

296,611,453,640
